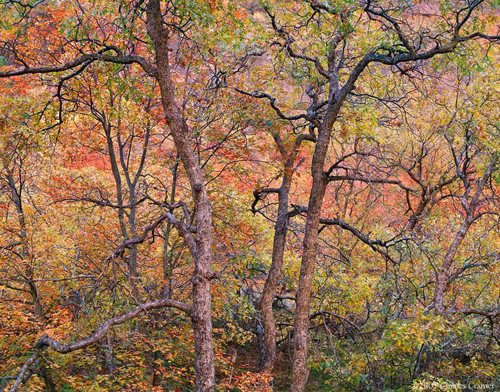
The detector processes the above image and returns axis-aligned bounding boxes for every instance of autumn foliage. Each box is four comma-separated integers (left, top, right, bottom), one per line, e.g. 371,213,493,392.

1,1,500,392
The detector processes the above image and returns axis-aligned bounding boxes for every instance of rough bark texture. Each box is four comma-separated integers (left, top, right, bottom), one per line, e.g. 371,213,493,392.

259,188,288,372
290,127,331,392
286,4,492,385
259,168,291,372
146,1,216,390
259,132,310,373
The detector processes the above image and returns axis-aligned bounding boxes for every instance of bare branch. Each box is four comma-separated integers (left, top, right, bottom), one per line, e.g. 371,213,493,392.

252,188,280,214
0,52,157,78
234,88,311,122
327,174,415,192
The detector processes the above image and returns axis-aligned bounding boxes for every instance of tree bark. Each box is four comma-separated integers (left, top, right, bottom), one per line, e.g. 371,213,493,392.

162,157,180,299
260,186,289,372
286,6,490,384
290,127,330,392
259,133,308,373
146,1,216,390
102,120,141,300
259,173,291,372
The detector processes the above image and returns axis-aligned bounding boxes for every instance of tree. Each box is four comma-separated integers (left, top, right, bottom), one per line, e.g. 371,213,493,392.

1,1,500,392
0,1,222,390
237,1,500,390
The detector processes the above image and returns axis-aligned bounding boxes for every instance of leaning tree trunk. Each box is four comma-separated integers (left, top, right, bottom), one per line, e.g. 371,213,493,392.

290,132,329,392
259,176,291,372
290,95,344,392
146,1,216,391
258,132,311,373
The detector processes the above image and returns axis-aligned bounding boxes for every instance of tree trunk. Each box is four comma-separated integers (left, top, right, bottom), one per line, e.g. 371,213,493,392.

7,173,43,317
290,121,333,392
290,172,328,392
434,156,497,314
146,1,216,390
162,157,179,299
434,216,474,314
258,133,309,373
259,179,290,372
102,121,141,300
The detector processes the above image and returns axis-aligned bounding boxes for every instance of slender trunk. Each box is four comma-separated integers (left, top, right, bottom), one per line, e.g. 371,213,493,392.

434,156,496,314
162,158,179,299
7,173,42,317
104,332,115,378
103,122,128,239
127,190,140,299
434,216,474,314
118,127,149,301
103,122,141,299
127,201,140,301
146,2,216,390
259,134,307,373
259,178,290,372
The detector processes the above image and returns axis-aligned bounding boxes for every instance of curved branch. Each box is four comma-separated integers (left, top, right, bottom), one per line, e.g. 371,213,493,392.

251,188,280,214
7,298,191,392
0,52,157,78
234,88,311,122
107,211,197,261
